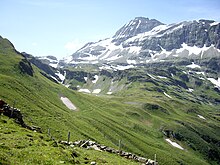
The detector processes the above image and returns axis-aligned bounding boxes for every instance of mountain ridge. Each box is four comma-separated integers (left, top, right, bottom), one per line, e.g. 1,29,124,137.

61,17,220,66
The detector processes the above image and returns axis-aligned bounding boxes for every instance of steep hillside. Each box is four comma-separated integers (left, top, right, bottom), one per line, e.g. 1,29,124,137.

0,116,140,165
0,35,220,165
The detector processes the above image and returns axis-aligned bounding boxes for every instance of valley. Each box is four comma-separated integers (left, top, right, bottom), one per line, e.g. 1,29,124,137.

0,16,220,165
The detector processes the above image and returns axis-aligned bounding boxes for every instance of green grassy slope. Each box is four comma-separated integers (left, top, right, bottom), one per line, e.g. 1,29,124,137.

0,36,219,164
0,116,140,165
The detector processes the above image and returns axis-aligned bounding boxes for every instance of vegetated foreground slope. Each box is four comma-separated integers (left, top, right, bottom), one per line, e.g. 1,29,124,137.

0,36,220,165
0,115,140,165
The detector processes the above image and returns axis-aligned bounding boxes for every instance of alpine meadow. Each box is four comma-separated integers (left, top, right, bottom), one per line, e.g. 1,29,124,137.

0,16,220,165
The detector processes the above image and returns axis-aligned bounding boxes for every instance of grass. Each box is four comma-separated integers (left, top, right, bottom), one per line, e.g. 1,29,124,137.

0,116,140,165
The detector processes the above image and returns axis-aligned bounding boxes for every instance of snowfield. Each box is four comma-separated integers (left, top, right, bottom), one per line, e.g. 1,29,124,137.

92,89,101,94
92,75,99,83
187,88,194,92
207,77,220,88
60,97,77,110
166,139,184,150
55,71,66,84
198,115,206,120
163,92,172,99
107,92,112,95
78,89,91,93
186,62,201,69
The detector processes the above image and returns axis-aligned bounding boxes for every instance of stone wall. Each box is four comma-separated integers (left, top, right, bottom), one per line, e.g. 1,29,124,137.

59,139,158,165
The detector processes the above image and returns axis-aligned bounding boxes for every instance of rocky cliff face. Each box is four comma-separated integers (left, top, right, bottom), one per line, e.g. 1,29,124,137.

112,17,163,44
63,17,220,65
139,19,220,51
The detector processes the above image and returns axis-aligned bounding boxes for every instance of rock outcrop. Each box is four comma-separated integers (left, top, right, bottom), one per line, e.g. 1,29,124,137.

0,99,41,132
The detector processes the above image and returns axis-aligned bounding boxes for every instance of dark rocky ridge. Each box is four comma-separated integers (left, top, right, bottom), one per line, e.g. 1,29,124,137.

22,52,61,81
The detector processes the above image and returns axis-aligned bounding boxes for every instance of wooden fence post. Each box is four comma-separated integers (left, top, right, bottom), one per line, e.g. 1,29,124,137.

67,131,71,143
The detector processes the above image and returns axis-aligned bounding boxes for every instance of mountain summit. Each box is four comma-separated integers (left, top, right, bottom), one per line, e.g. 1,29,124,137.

113,17,163,43
61,17,220,66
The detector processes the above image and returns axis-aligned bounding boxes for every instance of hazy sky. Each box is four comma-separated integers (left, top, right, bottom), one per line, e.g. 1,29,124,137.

1,0,220,59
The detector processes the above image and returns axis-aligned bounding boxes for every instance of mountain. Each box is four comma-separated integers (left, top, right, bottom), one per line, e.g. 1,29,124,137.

62,17,220,66
1,17,220,165
112,17,164,44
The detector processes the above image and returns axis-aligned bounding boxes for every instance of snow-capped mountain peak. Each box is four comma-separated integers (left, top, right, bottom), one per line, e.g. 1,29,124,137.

113,17,164,41
61,17,220,66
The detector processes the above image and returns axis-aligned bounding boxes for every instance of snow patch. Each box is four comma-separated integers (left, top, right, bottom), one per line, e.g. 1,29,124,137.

126,24,172,42
195,72,205,76
172,24,184,31
165,139,184,150
177,43,210,56
65,84,70,88
207,77,220,88
210,21,219,26
114,65,135,71
107,92,112,95
163,92,172,98
78,89,91,93
92,75,99,83
50,75,59,82
60,97,76,110
186,62,201,69
99,65,113,70
127,60,137,64
84,77,88,82
157,76,167,79
127,46,141,54
92,89,101,94
198,115,206,120
49,63,58,68
187,88,194,92
55,71,66,84
136,20,141,29
147,73,157,80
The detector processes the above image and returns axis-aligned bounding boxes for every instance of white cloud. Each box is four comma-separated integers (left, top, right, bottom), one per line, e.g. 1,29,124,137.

64,40,84,53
